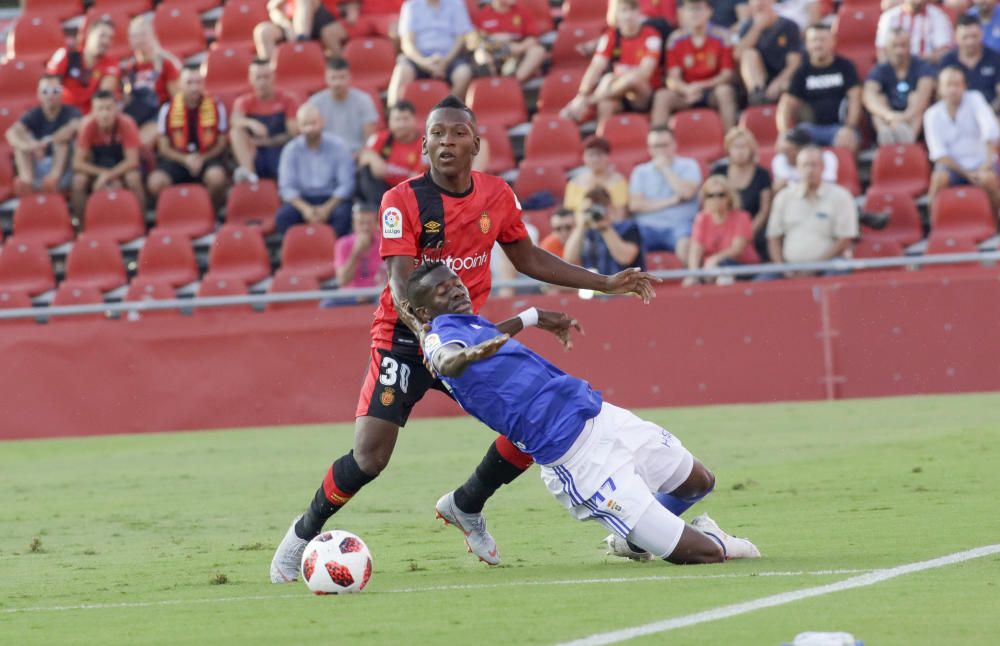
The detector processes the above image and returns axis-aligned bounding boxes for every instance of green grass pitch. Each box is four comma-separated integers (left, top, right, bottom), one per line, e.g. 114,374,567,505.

2,393,999,645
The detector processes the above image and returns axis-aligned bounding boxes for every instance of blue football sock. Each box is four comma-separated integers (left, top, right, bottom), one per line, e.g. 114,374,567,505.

655,479,715,516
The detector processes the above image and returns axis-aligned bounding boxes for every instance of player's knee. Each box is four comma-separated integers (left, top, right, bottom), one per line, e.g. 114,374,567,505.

674,461,715,500
353,446,391,476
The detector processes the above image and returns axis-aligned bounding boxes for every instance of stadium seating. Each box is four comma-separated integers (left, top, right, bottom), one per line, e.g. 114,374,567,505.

645,251,685,271
852,239,904,259
206,225,271,285
0,288,33,324
869,144,930,198
523,114,583,171
123,277,180,319
826,146,861,196
834,7,878,79
0,238,56,296
20,0,82,21
51,282,106,322
476,123,516,176
861,190,923,247
669,109,724,165
279,224,337,281
81,7,133,62
400,79,451,124
212,0,268,52
203,46,255,105
12,194,75,248
466,77,528,129
549,22,603,71
197,275,250,298
596,113,650,174
268,271,320,311
155,184,216,239
0,153,13,204
738,104,779,156
561,0,610,29
64,234,128,292
0,105,31,142
91,0,153,16
154,4,208,60
225,179,279,234
137,229,199,287
929,187,997,243
0,60,45,107
342,37,397,94
159,0,222,15
923,235,981,270
83,189,146,243
536,68,585,115
273,41,327,98
6,15,66,65
513,160,567,202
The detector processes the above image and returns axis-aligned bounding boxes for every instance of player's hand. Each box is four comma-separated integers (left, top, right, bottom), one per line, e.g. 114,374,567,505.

462,334,509,363
602,267,661,304
536,309,583,350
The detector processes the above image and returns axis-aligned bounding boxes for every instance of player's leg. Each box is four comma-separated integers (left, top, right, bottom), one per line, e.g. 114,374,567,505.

626,501,723,564
655,459,715,516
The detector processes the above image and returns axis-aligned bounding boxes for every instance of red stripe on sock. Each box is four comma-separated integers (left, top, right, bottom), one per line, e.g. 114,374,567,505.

322,467,354,507
495,436,534,470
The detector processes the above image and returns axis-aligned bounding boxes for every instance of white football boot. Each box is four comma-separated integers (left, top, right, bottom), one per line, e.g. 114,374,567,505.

604,534,656,561
270,515,309,583
690,513,761,559
435,492,501,565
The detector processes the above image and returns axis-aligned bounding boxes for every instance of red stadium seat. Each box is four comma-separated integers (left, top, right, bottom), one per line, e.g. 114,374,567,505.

549,22,603,71
279,224,337,281
597,113,651,174
343,37,397,94
268,271,320,311
81,7,133,62
466,77,528,129
273,40,327,98
213,1,268,52
197,274,250,297
159,0,222,14
0,152,13,204
400,79,452,124
155,184,216,238
226,179,279,234
645,251,685,271
0,60,45,106
861,190,923,247
123,277,180,319
852,239,904,259
206,225,271,285
65,234,127,291
925,235,979,255
930,187,997,243
834,7,878,79
0,287,33,325
513,160,566,202
738,104,779,156
20,0,82,22
477,123,516,176
562,0,609,29
51,282,107,321
91,0,153,16
669,109,725,165
203,46,255,99
6,15,66,65
0,105,31,144
12,194,74,248
137,228,199,287
870,144,930,198
523,115,583,171
826,146,861,196
154,4,207,60
0,238,56,296
83,189,146,243
536,68,585,115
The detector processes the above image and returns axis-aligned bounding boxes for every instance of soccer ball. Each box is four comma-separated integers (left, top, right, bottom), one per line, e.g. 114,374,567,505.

300,530,373,595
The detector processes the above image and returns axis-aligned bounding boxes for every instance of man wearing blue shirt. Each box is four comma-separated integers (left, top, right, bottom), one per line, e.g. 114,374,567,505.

563,186,644,276
407,261,761,564
968,0,1000,53
941,15,1000,111
862,29,936,144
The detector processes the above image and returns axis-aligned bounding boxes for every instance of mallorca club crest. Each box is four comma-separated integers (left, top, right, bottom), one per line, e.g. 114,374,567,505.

381,387,396,407
479,211,492,234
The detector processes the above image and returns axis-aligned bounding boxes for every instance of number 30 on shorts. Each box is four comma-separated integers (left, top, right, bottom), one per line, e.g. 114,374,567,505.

379,356,410,394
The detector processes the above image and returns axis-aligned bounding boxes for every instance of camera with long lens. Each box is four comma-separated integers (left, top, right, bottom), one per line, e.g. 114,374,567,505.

585,203,607,224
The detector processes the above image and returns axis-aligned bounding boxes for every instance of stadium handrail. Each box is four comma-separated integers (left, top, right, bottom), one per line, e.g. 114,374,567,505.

0,251,997,320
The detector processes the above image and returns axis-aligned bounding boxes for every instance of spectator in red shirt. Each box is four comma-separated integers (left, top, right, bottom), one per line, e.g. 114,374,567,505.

46,17,121,115
254,0,347,60
71,91,144,220
539,207,576,258
122,14,182,151
654,0,737,129
231,59,300,184
469,0,547,83
335,206,387,291
561,0,665,123
356,100,426,209
683,174,759,286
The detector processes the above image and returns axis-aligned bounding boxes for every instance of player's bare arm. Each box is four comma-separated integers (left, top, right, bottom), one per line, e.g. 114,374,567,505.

431,334,510,378
386,254,420,333
494,310,583,350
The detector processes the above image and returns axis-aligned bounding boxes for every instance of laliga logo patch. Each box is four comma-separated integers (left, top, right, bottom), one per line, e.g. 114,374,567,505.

382,207,403,239
423,333,442,356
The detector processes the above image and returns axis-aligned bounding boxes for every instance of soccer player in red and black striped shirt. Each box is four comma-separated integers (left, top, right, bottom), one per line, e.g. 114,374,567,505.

270,96,659,581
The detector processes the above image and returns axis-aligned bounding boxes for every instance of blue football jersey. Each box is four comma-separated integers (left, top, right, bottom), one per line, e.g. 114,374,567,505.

424,314,603,464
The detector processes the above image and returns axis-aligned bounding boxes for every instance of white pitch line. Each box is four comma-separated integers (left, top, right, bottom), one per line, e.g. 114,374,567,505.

0,568,869,614
554,543,1000,646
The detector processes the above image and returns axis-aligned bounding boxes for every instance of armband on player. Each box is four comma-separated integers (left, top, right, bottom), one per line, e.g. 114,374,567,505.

517,307,539,329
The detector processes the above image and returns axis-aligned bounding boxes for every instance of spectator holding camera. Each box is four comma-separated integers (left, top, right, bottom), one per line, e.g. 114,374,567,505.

563,186,645,275
683,174,759,287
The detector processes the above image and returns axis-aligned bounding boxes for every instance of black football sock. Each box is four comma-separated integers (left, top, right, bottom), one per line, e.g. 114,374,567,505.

452,442,530,514
296,451,375,539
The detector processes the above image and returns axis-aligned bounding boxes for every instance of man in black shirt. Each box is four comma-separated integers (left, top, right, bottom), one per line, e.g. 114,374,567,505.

736,0,802,104
862,29,936,144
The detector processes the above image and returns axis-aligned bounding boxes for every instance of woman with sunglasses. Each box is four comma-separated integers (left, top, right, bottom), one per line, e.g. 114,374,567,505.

682,174,759,287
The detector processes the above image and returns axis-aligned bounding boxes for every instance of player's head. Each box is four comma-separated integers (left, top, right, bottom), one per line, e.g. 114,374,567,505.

423,96,480,178
407,261,473,322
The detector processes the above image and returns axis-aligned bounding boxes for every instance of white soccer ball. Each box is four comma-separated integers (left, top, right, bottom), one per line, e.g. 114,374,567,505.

300,530,373,594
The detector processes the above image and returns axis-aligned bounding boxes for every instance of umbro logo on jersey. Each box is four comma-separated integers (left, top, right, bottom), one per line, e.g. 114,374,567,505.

424,220,441,233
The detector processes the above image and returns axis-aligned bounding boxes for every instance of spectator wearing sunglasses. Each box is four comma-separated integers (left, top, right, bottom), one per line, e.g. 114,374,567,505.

683,174,759,287
539,208,576,258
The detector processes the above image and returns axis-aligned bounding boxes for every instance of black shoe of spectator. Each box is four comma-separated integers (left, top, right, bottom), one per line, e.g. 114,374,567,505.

859,211,890,230
748,88,768,106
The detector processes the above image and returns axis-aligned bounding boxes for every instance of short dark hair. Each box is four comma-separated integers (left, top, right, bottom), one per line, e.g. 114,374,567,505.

326,57,350,71
391,99,416,115
39,74,62,85
182,62,201,74
955,14,981,29
805,22,832,34
92,89,115,103
552,207,575,219
582,135,611,154
429,95,476,123
406,260,448,307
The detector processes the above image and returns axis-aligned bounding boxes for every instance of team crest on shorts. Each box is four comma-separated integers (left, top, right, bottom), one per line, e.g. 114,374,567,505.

381,387,396,407
479,212,492,234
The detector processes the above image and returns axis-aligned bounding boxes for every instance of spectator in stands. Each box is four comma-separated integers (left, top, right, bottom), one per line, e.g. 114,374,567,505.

231,59,299,184
735,0,802,105
571,0,674,61
564,186,645,275
777,23,862,153
713,0,750,34
654,0,738,130
356,100,426,210
563,136,629,213
539,208,576,259
254,0,347,60
941,15,1000,111
122,14,182,151
628,125,702,261
276,103,356,236
876,0,953,65
560,0,664,124
335,206,386,290
710,127,773,261
309,58,380,157
968,0,1000,52
469,0,547,83
387,0,475,107
770,126,838,193
4,75,80,197
46,17,120,115
683,174,759,287
924,66,1000,213
863,29,936,145
766,145,859,276
71,91,144,220
147,65,230,208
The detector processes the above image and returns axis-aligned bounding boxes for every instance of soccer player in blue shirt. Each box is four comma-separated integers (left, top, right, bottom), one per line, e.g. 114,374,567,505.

404,261,761,563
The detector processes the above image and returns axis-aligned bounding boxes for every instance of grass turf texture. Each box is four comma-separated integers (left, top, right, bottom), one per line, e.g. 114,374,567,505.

2,393,999,645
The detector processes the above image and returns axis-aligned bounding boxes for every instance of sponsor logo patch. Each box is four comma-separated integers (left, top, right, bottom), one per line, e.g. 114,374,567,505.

423,333,442,356
424,220,441,233
380,387,396,407
382,207,403,238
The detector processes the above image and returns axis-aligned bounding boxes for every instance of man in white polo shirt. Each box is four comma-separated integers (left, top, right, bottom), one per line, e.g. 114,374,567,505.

924,65,1000,214
876,0,954,65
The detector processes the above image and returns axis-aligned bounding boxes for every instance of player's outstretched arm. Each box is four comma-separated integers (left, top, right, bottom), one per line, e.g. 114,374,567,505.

432,335,510,378
494,310,583,350
500,238,661,304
